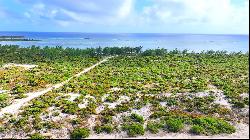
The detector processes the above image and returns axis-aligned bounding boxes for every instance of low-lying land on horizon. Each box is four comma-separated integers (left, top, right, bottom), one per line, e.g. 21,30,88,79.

0,36,40,42
0,45,249,139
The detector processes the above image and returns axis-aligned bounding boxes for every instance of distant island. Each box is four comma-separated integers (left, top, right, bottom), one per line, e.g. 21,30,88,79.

0,36,40,41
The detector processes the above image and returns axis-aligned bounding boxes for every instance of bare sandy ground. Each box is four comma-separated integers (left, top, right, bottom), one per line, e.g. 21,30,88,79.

87,85,249,139
2,63,38,69
0,90,9,94
0,57,110,118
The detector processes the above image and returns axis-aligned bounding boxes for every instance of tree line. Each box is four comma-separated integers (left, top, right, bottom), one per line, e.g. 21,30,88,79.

0,44,248,64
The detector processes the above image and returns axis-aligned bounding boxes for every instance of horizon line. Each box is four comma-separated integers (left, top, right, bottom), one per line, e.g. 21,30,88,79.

0,31,249,36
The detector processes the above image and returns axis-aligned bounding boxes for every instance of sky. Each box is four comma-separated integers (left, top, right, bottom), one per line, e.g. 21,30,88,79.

0,0,249,34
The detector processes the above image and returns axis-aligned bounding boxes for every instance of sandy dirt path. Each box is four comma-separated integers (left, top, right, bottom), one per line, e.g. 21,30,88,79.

0,57,111,117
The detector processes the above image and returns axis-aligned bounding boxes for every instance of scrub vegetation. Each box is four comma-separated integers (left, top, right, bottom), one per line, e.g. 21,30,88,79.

0,45,248,139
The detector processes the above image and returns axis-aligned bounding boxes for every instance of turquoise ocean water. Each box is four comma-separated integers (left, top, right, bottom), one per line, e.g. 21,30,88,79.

0,32,248,52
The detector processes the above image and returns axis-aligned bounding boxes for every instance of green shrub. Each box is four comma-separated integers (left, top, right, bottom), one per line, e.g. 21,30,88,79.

165,98,178,106
79,108,94,118
101,115,113,124
130,113,144,123
192,117,236,135
94,125,113,134
0,127,5,132
43,121,61,129
0,94,9,108
165,118,184,132
133,103,144,110
61,102,79,114
14,93,28,99
233,101,245,108
105,95,117,102
146,121,164,134
190,125,205,135
115,103,130,113
80,90,87,96
12,84,25,94
149,110,168,119
244,97,249,105
0,94,8,101
99,108,116,116
122,123,145,137
70,128,90,139
14,117,28,129
52,111,60,116
29,133,45,139
71,119,81,125
33,122,43,130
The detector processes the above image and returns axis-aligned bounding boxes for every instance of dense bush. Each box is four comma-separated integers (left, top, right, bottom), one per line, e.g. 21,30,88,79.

165,118,184,132
29,133,45,139
70,128,90,139
192,117,236,135
146,121,164,134
61,101,79,114
0,45,143,63
0,94,9,108
100,115,113,124
190,125,206,135
115,103,131,113
130,113,144,123
94,125,114,134
122,123,145,137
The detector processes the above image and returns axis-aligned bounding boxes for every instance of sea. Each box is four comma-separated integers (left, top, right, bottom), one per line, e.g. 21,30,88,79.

0,32,249,53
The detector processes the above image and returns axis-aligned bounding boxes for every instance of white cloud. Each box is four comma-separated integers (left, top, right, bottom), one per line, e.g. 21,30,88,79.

3,0,249,33
118,0,133,18
140,0,249,33
20,0,134,26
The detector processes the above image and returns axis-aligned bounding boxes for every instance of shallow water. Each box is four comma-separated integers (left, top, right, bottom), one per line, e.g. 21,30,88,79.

0,32,248,52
